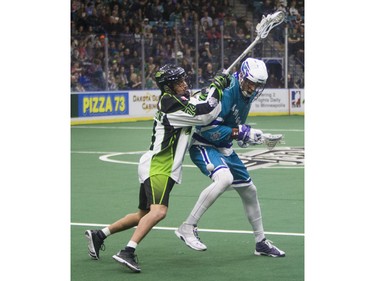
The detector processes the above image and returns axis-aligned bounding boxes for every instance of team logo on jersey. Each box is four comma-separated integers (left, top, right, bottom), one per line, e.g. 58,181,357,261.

238,147,304,170
209,131,221,141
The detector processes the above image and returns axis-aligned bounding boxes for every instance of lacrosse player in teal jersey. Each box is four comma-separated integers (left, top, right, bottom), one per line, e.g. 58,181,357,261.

85,64,231,273
175,58,285,257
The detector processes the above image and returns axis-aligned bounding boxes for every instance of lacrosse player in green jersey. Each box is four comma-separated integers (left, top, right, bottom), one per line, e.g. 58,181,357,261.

85,64,231,273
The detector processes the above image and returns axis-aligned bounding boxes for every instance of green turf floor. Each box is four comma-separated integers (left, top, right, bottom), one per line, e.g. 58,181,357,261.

71,115,304,280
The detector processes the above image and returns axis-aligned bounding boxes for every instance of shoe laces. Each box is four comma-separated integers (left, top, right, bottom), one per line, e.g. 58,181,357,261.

126,251,139,263
193,226,202,241
264,239,274,249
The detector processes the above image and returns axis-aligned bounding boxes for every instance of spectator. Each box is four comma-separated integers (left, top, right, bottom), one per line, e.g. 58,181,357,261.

202,62,215,84
128,50,142,69
267,73,282,88
128,72,142,89
199,41,213,68
116,66,129,90
71,72,86,92
121,48,132,68
70,0,304,91
206,26,221,43
288,27,301,57
287,74,298,89
236,27,245,40
227,18,239,39
289,0,300,16
200,11,213,27
196,67,206,89
181,57,194,81
243,20,252,41
108,71,118,90
148,0,164,21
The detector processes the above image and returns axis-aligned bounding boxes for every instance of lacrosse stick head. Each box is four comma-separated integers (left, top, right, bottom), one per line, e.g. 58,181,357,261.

262,133,284,150
256,11,285,39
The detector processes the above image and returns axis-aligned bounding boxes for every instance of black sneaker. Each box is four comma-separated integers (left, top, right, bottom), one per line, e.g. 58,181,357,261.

254,238,285,257
112,250,141,273
85,230,105,260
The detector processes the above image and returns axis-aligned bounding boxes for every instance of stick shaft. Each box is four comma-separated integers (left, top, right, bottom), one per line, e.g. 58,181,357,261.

223,36,261,75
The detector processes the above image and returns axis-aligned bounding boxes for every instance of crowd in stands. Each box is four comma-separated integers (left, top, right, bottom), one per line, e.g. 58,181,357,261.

71,0,305,92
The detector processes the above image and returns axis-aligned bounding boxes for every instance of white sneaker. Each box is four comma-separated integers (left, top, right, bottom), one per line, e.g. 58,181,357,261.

175,223,207,251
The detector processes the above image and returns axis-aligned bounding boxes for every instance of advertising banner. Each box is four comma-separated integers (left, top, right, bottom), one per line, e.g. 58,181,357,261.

289,89,304,114
77,92,129,117
129,90,159,118
250,89,289,115
71,88,304,124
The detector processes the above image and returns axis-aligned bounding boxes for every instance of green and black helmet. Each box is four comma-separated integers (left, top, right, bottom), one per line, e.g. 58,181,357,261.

155,64,187,94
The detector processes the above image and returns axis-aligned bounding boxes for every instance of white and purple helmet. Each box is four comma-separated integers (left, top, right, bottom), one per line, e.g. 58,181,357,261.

239,58,268,99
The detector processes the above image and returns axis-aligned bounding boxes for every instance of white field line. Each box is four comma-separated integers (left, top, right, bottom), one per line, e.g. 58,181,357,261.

71,126,304,132
71,222,304,237
71,150,304,169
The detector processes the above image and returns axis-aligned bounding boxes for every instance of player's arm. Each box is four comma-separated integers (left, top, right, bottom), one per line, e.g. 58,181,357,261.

198,124,233,146
163,73,231,127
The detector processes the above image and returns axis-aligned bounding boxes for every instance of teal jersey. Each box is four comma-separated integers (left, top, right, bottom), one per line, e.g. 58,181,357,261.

193,74,252,148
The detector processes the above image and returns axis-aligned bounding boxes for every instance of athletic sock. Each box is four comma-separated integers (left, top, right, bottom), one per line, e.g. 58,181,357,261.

125,240,138,252
101,227,111,237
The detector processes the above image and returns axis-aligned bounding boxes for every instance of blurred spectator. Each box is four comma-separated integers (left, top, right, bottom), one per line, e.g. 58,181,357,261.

227,18,238,39
88,58,106,90
196,67,206,89
128,49,142,68
71,72,86,92
243,20,252,41
289,0,300,16
144,56,158,89
181,57,194,79
287,74,298,89
288,27,301,57
267,73,282,88
71,0,303,91
236,27,245,40
128,72,142,89
116,66,129,90
108,71,118,90
145,58,159,89
202,62,215,85
147,0,164,21
169,2,183,23
200,11,213,27
206,26,221,44
199,41,213,68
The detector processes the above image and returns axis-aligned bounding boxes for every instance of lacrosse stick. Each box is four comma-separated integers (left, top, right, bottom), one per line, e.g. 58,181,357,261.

238,133,284,150
262,133,284,150
223,11,285,75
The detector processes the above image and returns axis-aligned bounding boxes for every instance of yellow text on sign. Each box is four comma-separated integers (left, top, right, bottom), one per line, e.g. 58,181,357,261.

83,95,126,113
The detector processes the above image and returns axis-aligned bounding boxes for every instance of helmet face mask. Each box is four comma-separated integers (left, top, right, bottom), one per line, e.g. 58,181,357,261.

155,64,188,95
239,58,268,99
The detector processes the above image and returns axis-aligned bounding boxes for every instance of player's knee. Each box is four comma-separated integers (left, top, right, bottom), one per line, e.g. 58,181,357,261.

249,182,257,191
247,182,258,195
150,205,168,222
213,169,234,186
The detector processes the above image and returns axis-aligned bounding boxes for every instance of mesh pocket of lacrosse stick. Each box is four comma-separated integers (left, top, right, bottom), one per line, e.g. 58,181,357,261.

262,134,284,150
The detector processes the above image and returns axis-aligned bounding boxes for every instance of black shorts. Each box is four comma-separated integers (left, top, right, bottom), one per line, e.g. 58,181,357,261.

138,175,175,210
